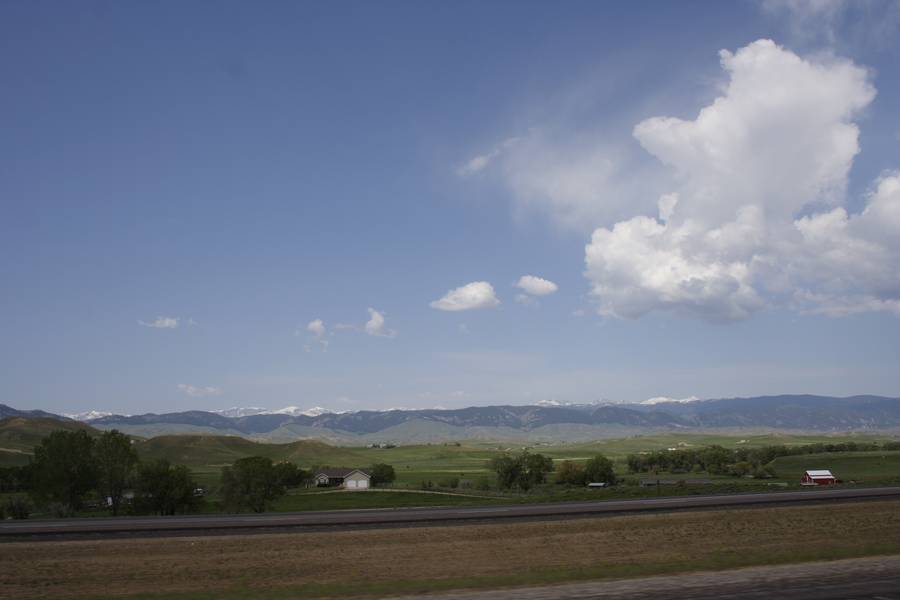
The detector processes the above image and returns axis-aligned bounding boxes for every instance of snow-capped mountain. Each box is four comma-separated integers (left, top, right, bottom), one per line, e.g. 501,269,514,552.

212,406,340,418
640,396,701,405
271,406,340,417
64,410,115,421
213,407,269,418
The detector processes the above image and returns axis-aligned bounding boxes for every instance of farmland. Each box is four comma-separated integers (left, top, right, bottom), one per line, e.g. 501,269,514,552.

133,432,900,487
2,500,899,599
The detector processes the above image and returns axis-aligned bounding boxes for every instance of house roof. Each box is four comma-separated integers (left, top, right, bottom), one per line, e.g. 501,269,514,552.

805,470,835,478
315,468,371,478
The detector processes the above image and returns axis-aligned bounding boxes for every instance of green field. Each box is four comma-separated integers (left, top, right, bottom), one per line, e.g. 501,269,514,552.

769,450,900,482
4,417,900,511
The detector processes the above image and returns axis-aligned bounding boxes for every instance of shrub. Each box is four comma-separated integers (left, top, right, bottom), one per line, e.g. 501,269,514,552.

4,496,31,520
555,460,587,485
47,502,75,518
370,463,396,487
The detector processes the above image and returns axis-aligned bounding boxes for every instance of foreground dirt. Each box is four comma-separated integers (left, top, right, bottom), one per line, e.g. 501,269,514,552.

392,555,900,600
2,501,900,599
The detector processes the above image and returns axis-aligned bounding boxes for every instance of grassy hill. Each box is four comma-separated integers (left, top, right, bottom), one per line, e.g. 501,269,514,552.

0,417,101,466
134,435,371,486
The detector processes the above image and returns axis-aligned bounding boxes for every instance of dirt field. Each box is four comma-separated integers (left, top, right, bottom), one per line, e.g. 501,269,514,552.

2,501,900,599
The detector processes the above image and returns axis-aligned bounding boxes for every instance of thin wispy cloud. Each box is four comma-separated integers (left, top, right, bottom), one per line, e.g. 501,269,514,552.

138,316,179,329
177,383,222,397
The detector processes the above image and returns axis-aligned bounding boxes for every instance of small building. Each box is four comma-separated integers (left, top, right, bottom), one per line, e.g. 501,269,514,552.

801,469,836,486
314,468,371,490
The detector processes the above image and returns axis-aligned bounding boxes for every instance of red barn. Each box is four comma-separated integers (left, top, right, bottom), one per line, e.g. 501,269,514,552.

801,469,836,486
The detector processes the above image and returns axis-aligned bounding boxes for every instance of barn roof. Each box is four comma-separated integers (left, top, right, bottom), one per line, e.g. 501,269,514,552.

805,470,835,478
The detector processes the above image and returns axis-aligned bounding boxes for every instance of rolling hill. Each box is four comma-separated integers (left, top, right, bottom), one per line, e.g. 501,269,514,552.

5,395,900,444
0,417,101,466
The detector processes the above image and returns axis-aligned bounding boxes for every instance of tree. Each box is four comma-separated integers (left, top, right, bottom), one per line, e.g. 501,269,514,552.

94,430,138,515
555,460,586,485
134,460,200,515
489,451,554,491
369,463,396,487
583,454,616,485
220,456,295,513
31,430,97,511
273,461,308,489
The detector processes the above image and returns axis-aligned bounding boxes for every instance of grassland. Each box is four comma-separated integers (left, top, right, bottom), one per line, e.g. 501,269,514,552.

2,500,899,599
770,450,900,482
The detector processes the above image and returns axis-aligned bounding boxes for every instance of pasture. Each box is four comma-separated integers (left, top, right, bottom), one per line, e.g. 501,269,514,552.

769,450,900,483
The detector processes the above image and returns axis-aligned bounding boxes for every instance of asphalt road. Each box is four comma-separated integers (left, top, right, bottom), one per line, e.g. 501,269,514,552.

3,486,899,540
390,555,900,600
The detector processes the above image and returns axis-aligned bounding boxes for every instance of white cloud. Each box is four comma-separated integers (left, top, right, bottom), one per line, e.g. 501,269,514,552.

761,0,900,50
487,133,664,230
138,316,179,329
307,319,326,337
430,281,500,311
303,318,328,350
584,39,899,322
177,384,222,397
457,137,521,176
364,307,396,337
516,275,559,296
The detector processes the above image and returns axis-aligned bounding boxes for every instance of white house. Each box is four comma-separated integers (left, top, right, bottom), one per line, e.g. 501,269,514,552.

314,468,371,490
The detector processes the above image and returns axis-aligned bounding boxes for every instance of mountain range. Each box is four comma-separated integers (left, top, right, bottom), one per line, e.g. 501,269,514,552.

4,395,899,443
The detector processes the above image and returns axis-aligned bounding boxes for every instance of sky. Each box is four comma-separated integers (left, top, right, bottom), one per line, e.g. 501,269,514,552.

2,1,900,415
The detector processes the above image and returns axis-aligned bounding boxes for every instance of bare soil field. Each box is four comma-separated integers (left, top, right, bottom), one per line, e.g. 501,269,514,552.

2,501,900,599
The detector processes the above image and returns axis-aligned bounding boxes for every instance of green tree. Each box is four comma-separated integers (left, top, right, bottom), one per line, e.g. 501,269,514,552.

555,460,586,485
134,460,200,516
31,430,97,511
221,456,293,513
584,454,616,485
369,463,396,487
489,451,554,491
273,461,308,489
94,430,138,516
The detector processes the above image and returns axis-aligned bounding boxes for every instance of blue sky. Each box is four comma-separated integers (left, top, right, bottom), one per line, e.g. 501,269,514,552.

2,1,900,415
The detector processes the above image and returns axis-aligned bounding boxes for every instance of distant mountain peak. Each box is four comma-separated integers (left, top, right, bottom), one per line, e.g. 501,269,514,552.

640,396,701,405
212,407,269,418
64,410,115,421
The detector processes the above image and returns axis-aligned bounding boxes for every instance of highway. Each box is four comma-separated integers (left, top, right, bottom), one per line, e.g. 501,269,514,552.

2,486,899,540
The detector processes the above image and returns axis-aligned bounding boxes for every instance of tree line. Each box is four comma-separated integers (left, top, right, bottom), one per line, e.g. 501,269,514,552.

488,450,617,491
0,429,400,518
1,429,201,518
624,441,900,477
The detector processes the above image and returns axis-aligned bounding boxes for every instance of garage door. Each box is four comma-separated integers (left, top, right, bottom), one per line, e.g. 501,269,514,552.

346,480,357,488
357,479,369,489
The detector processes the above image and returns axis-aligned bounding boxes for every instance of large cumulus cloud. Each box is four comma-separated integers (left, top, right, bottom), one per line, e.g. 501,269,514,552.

585,39,899,321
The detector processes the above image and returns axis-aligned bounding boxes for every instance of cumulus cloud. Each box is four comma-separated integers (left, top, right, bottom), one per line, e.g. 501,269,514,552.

307,319,326,337
139,316,179,329
303,318,329,350
177,384,221,397
584,39,900,321
364,308,396,337
430,281,500,311
516,275,559,296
